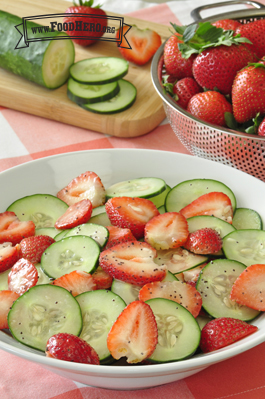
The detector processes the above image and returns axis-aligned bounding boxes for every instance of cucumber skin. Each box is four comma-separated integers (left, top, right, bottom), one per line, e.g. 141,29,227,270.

0,10,74,88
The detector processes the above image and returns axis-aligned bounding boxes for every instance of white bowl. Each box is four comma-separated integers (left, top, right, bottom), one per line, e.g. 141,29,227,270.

1,149,265,390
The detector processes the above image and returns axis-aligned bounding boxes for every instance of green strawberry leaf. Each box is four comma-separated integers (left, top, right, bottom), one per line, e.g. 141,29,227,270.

225,112,238,130
170,21,252,59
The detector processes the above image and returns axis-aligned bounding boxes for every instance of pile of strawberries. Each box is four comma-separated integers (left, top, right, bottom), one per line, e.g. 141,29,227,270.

162,18,265,135
0,170,261,363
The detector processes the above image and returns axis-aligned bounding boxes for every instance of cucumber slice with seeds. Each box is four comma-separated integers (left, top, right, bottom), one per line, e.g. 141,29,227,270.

70,57,129,85
67,78,120,105
76,289,126,363
8,284,83,351
41,235,100,279
223,229,265,266
63,223,109,248
146,298,201,363
35,227,60,238
165,179,236,212
7,194,68,228
106,177,166,199
232,208,263,230
196,258,260,321
82,79,136,114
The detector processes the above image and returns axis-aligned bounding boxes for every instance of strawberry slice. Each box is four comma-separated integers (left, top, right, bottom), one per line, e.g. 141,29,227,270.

105,197,160,239
99,241,166,286
46,333,100,364
0,211,35,244
117,25,162,66
91,266,113,289
57,171,106,208
55,199,93,230
51,270,96,297
107,300,158,363
200,317,258,353
230,264,265,311
8,258,38,295
184,228,222,255
0,242,20,273
144,212,189,250
182,263,208,287
105,225,137,249
138,280,202,318
0,290,20,329
179,192,233,223
19,235,55,264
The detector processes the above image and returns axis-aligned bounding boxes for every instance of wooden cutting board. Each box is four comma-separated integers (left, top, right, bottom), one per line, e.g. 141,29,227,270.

0,0,170,137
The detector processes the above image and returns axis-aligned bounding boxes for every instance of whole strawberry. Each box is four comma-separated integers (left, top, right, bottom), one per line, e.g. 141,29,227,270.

235,19,265,59
192,44,255,95
200,317,258,353
163,34,195,79
184,227,222,255
258,117,265,136
173,77,202,109
19,235,55,264
46,333,100,364
232,62,265,124
63,0,107,47
212,19,242,31
187,91,232,127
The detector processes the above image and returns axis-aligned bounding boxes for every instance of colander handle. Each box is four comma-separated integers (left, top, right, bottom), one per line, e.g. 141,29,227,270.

191,0,265,21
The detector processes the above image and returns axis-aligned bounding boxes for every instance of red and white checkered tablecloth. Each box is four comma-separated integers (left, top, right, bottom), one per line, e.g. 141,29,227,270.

1,1,265,398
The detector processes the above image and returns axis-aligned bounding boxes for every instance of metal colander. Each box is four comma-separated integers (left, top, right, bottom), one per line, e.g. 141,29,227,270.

151,0,265,181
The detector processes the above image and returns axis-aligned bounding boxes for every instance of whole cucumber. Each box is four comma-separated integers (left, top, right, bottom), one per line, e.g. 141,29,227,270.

0,10,75,89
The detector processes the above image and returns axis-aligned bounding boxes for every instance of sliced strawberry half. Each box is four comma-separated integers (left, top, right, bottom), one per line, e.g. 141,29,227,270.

8,258,38,295
230,264,265,311
46,333,100,364
55,199,93,230
179,192,233,223
144,212,189,250
99,241,166,286
200,317,258,353
51,270,96,297
57,171,106,208
0,242,20,273
107,300,158,363
105,196,160,239
117,25,162,66
0,290,20,329
184,228,223,255
19,235,55,264
91,266,113,290
0,211,35,245
105,225,137,249
138,280,202,318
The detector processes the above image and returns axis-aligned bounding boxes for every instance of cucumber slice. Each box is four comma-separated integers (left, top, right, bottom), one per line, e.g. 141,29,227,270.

82,79,136,114
76,289,126,363
0,11,75,89
41,236,100,279
0,269,9,290
35,227,60,238
165,179,236,212
91,205,106,217
111,272,177,306
187,215,235,237
67,78,120,105
196,258,260,321
89,212,111,227
158,205,166,214
154,247,208,275
36,264,53,285
106,177,166,200
146,298,201,363
54,230,69,241
63,223,109,248
8,284,83,351
222,229,265,266
7,194,68,229
149,185,171,208
70,57,129,85
232,208,263,230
